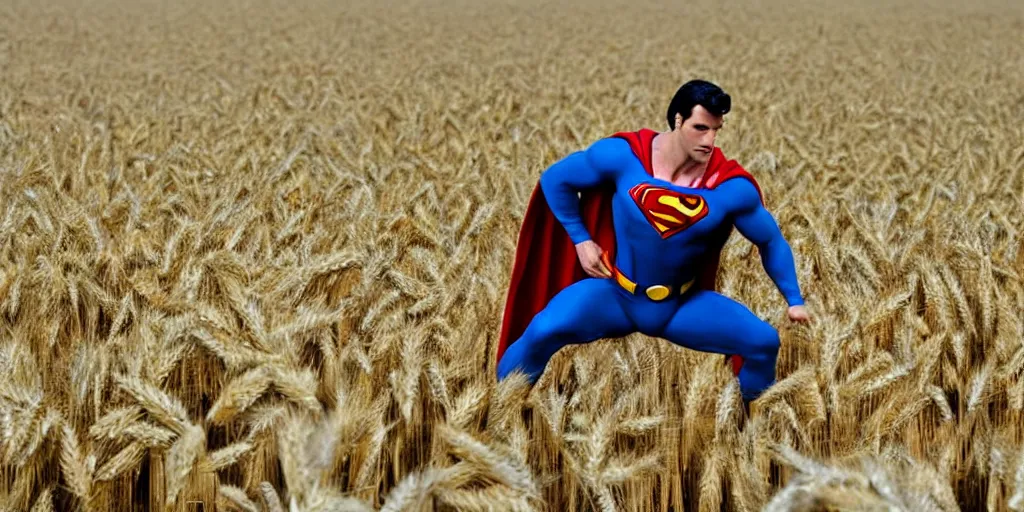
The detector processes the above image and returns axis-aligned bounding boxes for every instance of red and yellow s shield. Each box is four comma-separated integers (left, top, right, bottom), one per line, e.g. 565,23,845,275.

628,183,709,239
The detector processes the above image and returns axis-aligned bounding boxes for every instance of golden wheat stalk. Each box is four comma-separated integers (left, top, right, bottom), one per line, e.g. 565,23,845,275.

1,2,1022,510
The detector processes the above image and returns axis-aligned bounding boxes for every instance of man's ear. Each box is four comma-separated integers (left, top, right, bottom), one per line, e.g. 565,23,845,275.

674,113,683,130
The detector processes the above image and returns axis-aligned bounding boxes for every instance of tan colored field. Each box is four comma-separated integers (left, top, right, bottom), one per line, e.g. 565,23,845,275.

1,0,1023,510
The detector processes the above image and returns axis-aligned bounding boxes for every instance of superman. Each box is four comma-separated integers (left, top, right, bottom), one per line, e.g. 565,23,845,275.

495,80,810,410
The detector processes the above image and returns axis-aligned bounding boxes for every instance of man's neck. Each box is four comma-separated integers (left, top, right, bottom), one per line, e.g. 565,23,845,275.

652,132,708,185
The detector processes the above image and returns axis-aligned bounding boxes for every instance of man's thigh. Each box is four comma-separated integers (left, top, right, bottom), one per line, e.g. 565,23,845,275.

497,277,638,380
523,277,637,343
658,290,773,355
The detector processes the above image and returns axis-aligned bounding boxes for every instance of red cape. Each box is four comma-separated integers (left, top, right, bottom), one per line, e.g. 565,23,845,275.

496,128,764,377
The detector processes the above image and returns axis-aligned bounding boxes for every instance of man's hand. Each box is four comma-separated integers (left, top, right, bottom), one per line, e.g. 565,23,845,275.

787,305,811,323
575,240,612,278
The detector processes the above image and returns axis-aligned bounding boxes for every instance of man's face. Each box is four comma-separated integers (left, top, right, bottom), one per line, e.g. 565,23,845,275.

675,105,724,162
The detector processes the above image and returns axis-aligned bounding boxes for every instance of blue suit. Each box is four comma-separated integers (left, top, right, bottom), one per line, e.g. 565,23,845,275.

496,135,804,401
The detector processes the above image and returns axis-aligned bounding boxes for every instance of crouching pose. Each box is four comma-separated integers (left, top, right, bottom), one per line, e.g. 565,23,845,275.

495,80,810,409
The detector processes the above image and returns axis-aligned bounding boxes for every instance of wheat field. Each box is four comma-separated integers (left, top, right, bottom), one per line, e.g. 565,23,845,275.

1,0,1023,510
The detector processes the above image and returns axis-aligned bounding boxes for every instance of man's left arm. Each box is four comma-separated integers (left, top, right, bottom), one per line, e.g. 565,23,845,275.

724,179,805,308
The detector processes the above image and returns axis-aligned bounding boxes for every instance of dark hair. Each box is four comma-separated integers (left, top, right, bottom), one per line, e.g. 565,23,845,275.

666,80,731,129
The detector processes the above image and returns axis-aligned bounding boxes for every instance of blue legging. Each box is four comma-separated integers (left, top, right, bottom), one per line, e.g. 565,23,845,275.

496,277,780,401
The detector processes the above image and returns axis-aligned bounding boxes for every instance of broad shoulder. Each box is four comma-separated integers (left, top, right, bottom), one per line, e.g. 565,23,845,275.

583,136,635,170
713,174,763,209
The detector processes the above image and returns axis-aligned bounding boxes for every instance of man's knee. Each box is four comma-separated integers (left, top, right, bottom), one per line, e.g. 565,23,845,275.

742,322,780,360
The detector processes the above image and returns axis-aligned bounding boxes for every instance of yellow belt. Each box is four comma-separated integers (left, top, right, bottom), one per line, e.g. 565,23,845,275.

600,252,695,301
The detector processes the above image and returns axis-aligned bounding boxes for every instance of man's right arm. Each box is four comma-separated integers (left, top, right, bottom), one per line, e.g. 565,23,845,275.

538,137,628,244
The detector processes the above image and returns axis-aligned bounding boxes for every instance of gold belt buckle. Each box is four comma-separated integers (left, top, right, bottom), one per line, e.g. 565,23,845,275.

604,250,694,301
645,285,670,300
645,279,695,300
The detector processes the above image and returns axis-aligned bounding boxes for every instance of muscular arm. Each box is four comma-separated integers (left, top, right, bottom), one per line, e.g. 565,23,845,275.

538,137,628,244
722,179,805,307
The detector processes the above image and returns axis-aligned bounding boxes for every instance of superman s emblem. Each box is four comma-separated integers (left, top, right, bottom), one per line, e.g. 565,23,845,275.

628,183,709,238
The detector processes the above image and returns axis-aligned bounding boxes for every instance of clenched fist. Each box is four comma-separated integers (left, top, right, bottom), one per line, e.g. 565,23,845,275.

787,305,811,323
575,240,613,278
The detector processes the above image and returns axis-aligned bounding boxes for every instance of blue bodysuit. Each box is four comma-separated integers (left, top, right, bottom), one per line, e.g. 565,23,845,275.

495,135,804,401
